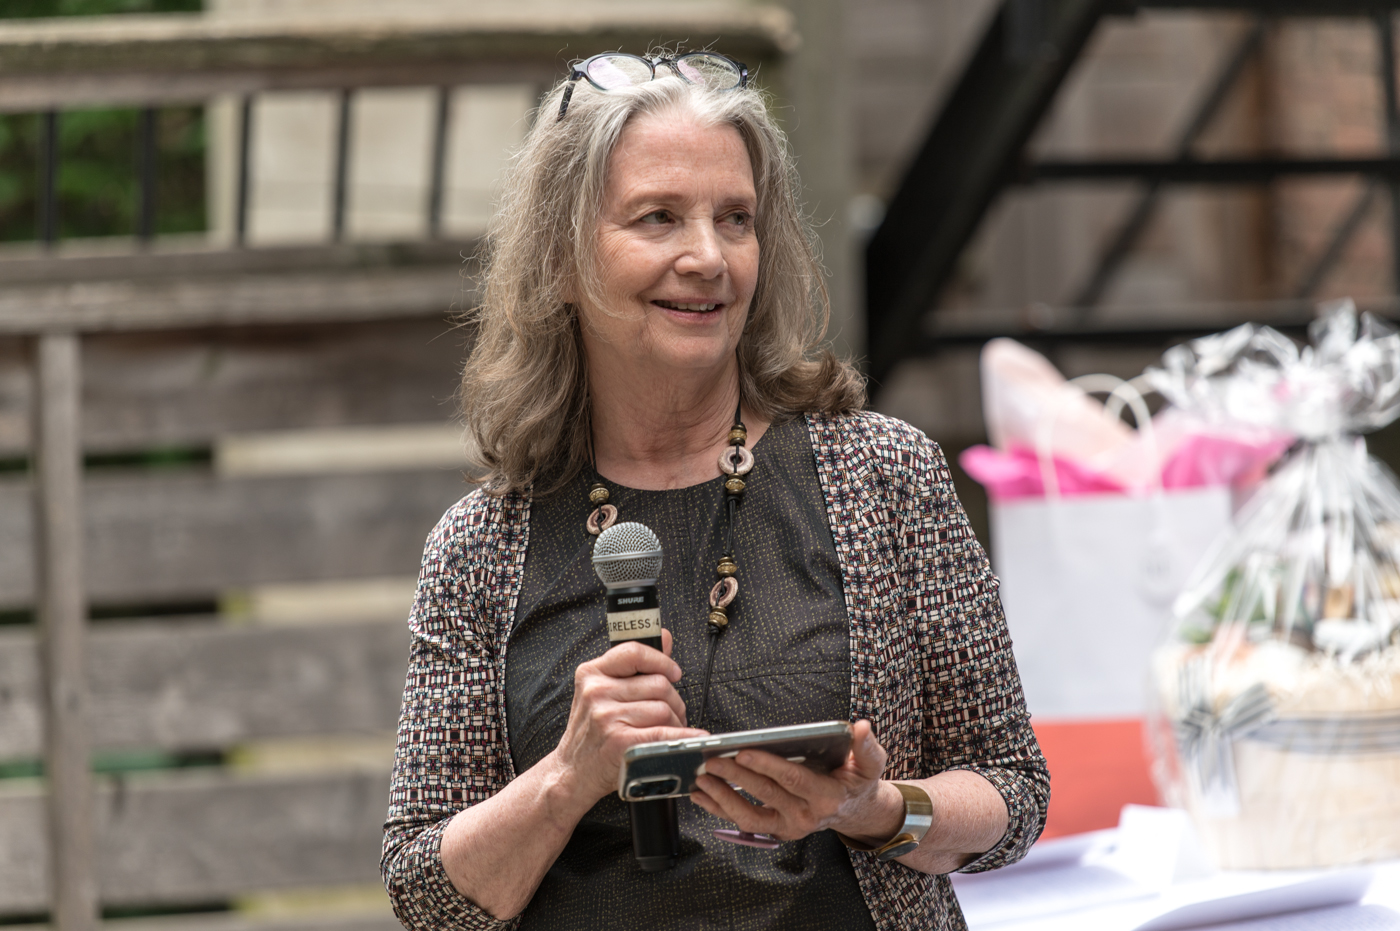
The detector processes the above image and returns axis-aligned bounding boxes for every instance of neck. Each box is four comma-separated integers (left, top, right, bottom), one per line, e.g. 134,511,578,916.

588,359,769,491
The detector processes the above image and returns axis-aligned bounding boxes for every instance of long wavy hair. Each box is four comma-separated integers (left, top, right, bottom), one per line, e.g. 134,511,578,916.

462,66,865,495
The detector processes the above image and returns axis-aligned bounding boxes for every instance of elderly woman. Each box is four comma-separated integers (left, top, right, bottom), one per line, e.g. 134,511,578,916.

381,51,1048,931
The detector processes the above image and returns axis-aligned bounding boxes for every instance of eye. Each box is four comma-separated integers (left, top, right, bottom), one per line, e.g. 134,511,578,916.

724,210,753,228
640,210,673,225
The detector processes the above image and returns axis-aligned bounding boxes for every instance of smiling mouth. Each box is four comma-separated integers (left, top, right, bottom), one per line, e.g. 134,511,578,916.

654,300,721,312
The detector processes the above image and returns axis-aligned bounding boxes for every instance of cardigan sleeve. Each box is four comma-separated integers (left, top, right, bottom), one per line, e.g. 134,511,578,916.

890,426,1050,873
380,493,523,931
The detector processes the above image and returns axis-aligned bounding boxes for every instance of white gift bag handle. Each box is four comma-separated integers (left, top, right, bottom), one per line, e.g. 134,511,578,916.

1033,373,1178,604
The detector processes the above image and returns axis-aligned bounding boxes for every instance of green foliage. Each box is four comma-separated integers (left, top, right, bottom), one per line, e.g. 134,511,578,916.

1,0,200,18
0,107,208,242
0,0,206,243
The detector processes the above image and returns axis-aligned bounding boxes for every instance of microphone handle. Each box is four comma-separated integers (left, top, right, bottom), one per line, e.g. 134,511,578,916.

630,796,680,872
606,624,678,872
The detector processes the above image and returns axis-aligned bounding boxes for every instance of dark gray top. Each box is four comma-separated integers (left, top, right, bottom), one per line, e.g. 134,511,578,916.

505,416,876,930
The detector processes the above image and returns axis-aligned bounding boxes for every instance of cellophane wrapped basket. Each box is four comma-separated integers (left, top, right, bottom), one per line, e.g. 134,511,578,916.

1147,300,1400,869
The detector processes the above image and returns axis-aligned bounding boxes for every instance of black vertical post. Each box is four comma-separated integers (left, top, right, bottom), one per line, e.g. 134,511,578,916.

235,95,253,247
38,110,59,247
1378,11,1400,293
427,85,452,239
136,106,158,244
1005,0,1046,63
332,88,353,242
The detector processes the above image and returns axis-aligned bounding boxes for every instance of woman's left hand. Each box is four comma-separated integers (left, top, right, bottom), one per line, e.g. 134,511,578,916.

690,719,901,843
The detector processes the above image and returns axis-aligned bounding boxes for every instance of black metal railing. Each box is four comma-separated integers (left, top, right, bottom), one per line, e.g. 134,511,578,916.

867,0,1400,382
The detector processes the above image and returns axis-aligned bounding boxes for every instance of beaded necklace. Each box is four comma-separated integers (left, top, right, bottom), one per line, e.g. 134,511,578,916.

586,400,754,727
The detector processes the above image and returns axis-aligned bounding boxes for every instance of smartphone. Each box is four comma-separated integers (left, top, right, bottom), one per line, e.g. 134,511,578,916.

618,720,853,801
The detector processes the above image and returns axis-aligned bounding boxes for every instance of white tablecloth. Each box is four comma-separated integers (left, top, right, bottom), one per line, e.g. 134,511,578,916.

950,815,1400,931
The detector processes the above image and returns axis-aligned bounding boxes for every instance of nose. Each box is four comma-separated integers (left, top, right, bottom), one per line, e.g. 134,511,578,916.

674,218,725,279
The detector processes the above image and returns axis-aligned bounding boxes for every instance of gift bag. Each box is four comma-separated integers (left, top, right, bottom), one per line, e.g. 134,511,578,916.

963,351,1265,836
988,373,1233,719
1148,300,1400,869
994,487,1232,719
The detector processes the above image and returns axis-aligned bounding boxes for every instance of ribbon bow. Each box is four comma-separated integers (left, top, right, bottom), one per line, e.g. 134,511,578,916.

1174,664,1274,816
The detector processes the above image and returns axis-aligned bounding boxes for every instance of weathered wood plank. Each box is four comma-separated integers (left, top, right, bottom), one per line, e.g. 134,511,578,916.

0,469,470,608
0,769,392,912
0,62,556,113
0,629,43,758
0,267,470,336
32,334,98,931
0,240,478,286
0,319,469,454
0,780,45,912
0,619,409,759
0,7,795,109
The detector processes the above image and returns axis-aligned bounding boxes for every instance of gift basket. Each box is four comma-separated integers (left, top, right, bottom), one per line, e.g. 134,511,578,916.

1147,299,1400,869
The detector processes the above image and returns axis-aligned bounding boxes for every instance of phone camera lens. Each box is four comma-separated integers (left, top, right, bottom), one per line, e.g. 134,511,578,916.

626,776,681,799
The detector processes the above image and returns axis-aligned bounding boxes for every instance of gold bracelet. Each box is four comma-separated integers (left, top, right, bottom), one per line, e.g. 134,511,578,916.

836,783,934,862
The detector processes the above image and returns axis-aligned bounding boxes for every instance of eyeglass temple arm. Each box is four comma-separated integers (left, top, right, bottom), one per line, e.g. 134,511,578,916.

557,79,579,122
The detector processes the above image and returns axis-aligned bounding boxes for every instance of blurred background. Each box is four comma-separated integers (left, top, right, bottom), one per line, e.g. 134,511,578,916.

3,0,1399,927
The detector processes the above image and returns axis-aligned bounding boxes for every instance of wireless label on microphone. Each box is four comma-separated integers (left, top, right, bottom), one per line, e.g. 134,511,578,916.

606,587,661,642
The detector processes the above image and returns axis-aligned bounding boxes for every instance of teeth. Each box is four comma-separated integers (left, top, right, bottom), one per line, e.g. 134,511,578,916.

659,301,718,312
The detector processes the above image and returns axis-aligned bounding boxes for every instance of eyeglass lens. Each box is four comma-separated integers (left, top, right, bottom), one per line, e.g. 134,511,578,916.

583,54,742,91
672,54,743,88
585,55,654,90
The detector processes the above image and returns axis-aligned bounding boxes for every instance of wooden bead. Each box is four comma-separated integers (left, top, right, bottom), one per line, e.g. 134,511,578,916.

588,483,610,505
725,476,746,495
708,606,730,629
718,445,754,476
709,576,738,608
716,556,738,577
586,504,617,535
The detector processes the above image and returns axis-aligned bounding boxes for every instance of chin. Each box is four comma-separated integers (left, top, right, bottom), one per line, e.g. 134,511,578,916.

651,337,740,372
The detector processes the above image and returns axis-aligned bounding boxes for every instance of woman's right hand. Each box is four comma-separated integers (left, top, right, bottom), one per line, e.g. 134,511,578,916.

551,628,706,803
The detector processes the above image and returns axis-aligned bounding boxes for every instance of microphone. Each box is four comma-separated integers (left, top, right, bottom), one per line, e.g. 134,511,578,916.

591,521,679,873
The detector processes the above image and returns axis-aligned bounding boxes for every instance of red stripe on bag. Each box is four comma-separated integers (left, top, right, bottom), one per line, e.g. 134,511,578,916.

1032,718,1160,839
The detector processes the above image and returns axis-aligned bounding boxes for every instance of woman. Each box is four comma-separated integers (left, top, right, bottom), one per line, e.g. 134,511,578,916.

382,51,1048,931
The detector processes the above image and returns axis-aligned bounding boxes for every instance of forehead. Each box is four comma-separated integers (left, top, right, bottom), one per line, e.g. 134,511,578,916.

604,110,755,202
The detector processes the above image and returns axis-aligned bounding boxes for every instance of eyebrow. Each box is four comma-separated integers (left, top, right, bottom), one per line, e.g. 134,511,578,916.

616,190,758,214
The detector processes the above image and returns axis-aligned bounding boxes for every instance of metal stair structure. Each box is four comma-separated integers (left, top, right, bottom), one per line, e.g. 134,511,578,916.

865,0,1400,385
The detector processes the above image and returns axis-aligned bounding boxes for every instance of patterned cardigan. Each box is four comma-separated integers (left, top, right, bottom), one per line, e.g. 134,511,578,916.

381,410,1050,931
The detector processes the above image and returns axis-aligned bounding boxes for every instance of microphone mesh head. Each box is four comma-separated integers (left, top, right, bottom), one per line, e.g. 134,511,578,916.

592,521,663,587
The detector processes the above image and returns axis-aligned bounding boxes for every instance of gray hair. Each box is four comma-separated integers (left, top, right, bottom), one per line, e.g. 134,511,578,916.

461,67,865,495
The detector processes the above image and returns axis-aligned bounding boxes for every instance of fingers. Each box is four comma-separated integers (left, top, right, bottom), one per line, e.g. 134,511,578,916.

694,753,829,841
590,640,683,683
589,674,690,727
691,774,783,836
556,631,699,801
576,637,688,726
690,722,893,843
847,720,888,782
634,725,709,745
714,751,815,804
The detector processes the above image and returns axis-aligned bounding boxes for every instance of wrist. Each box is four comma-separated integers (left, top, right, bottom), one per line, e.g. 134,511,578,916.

538,749,607,822
836,781,934,862
834,779,906,847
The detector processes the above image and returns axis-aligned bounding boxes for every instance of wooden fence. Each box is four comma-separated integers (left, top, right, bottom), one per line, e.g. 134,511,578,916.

0,8,793,930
